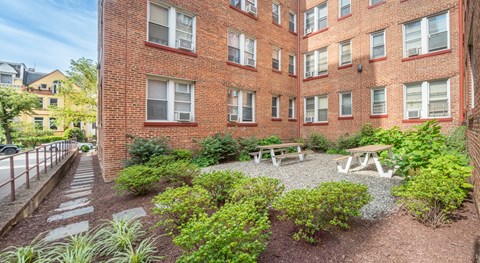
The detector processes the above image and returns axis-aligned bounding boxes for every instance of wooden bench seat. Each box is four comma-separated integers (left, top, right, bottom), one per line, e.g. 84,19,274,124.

275,150,314,159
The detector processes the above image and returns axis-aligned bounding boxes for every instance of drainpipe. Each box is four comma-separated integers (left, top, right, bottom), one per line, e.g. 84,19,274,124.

296,0,301,139
459,0,465,124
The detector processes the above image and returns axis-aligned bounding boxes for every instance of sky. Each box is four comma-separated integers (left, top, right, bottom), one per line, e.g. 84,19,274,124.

0,0,97,74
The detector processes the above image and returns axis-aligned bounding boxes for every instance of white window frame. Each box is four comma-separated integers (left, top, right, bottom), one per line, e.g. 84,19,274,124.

228,30,257,68
49,98,58,107
339,40,352,66
230,0,258,14
371,87,387,115
228,89,256,123
147,1,197,52
288,54,296,75
289,11,297,32
273,47,281,70
402,11,450,58
304,47,328,78
288,98,296,119
339,0,351,18
369,0,384,6
272,2,281,25
145,77,195,122
34,117,44,130
304,95,328,122
370,30,386,59
0,73,14,84
403,79,451,119
339,92,353,117
272,96,280,118
304,2,327,35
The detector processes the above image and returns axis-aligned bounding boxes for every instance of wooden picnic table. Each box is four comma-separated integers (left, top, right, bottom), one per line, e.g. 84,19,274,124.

252,143,312,167
335,144,394,178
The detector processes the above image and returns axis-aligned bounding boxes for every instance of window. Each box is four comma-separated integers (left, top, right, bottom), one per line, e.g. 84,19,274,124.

304,47,328,78
228,31,256,67
228,89,255,122
272,47,281,70
272,2,280,24
272,96,280,118
371,87,386,115
230,0,257,15
304,96,328,122
34,117,44,130
370,0,384,5
304,2,327,35
39,84,47,90
49,98,58,107
288,55,296,75
339,0,351,18
49,118,57,130
403,12,449,57
0,74,12,84
339,92,352,116
146,78,195,122
404,79,450,119
52,80,61,94
288,98,295,119
37,97,44,109
148,2,196,51
289,12,296,32
370,30,386,59
339,40,352,66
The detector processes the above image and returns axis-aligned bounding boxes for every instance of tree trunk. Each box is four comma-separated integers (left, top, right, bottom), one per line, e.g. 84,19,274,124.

2,123,12,144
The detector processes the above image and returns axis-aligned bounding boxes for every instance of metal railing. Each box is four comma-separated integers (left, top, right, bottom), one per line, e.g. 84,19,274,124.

0,140,77,202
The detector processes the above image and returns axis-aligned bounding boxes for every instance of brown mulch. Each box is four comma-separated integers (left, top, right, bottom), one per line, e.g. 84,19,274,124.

1,153,479,262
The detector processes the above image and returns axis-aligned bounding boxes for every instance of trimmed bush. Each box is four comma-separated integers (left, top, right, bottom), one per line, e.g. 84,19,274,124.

145,155,176,168
160,161,200,187
114,165,161,195
152,185,215,236
238,137,260,161
81,144,90,152
64,127,85,142
230,176,284,210
172,149,193,161
173,201,271,263
192,170,245,207
307,133,331,152
196,133,239,166
274,181,372,243
126,137,171,166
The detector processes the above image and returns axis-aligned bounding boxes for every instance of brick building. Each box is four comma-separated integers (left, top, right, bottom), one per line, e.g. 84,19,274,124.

98,0,463,180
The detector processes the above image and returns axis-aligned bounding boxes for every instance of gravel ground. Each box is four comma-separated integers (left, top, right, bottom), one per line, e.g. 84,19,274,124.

203,153,404,220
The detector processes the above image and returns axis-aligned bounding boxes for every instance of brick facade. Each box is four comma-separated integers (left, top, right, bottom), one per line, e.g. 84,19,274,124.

98,0,462,180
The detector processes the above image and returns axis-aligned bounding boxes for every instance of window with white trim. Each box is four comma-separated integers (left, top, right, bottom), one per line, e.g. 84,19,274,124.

49,118,57,130
339,0,351,18
34,117,44,130
304,2,327,35
289,11,296,32
272,47,281,70
288,54,296,75
339,40,352,66
148,2,196,52
272,96,280,118
403,12,449,57
304,47,328,78
304,96,328,122
288,98,296,119
0,74,13,84
370,0,384,5
370,30,385,59
371,87,386,115
404,79,450,119
37,97,44,109
49,98,58,107
339,92,352,116
228,89,255,122
52,80,61,94
272,2,281,24
146,78,195,122
228,31,256,67
230,0,257,15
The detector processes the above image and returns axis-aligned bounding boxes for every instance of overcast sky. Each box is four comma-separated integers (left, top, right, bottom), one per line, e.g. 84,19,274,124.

0,0,97,74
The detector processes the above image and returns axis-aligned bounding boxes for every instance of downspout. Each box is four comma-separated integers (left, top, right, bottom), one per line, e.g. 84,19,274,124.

459,0,465,124
296,0,301,139
124,0,129,160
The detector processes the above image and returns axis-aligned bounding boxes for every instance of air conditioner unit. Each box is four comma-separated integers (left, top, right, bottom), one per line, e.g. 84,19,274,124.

407,48,420,57
245,58,256,67
305,28,314,35
305,116,314,123
246,4,257,15
305,72,315,78
175,112,191,122
228,114,238,122
175,84,190,93
177,39,193,51
407,109,421,119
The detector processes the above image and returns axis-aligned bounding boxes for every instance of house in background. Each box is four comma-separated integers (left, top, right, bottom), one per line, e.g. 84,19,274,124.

0,61,26,88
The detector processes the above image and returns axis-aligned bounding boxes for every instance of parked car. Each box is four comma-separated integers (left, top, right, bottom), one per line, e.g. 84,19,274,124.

0,144,21,155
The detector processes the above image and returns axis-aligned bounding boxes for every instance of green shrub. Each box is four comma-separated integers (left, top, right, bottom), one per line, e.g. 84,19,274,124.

172,149,193,161
126,137,171,166
145,155,176,168
238,137,260,161
14,136,67,149
81,144,90,153
445,125,467,155
197,133,239,166
258,135,283,146
191,156,217,167
274,181,372,243
192,170,245,207
160,161,200,186
336,132,362,150
173,201,271,263
307,133,331,152
230,176,284,211
114,165,161,195
424,154,473,191
326,148,350,155
64,127,85,142
152,185,215,236
359,126,405,149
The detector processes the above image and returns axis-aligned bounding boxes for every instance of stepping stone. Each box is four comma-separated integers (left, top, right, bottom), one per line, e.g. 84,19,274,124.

73,176,94,181
113,207,147,221
70,184,93,190
47,206,94,222
76,169,93,173
65,186,92,194
71,180,94,187
44,221,89,242
55,198,90,212
66,190,92,199
72,178,94,183
74,174,94,179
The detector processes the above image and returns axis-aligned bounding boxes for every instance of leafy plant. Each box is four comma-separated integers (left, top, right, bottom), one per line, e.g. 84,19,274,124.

126,137,171,166
274,181,372,243
0,236,46,263
145,155,176,168
64,127,86,142
230,176,285,211
152,185,215,236
174,201,271,263
359,126,405,149
196,133,239,166
80,144,90,153
336,132,362,150
96,217,146,257
48,233,99,263
159,161,200,187
192,170,246,207
238,137,260,161
307,133,331,152
445,125,467,155
114,165,161,195
105,237,163,263
258,136,283,158
172,149,193,161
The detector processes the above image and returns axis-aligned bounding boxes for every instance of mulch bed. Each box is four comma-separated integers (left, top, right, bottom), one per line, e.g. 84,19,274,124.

1,154,479,262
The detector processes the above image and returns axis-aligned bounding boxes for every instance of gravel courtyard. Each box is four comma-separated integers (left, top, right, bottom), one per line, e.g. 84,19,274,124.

203,153,403,220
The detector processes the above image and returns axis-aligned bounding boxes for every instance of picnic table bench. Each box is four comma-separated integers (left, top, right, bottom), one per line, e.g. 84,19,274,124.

334,144,395,178
252,143,313,166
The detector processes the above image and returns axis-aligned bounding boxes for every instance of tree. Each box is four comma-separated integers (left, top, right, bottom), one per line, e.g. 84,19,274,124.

0,87,41,144
51,58,97,129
